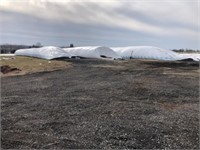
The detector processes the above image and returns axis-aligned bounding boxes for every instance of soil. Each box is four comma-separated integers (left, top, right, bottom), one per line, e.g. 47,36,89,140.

1,59,199,149
1,65,21,74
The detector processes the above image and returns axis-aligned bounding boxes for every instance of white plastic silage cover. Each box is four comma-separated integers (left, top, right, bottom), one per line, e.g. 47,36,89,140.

177,53,200,61
15,46,71,60
63,46,121,60
112,46,182,61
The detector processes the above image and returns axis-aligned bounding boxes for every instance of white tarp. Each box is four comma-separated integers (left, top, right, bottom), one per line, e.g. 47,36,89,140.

63,46,121,60
178,53,200,61
15,46,71,60
112,46,184,61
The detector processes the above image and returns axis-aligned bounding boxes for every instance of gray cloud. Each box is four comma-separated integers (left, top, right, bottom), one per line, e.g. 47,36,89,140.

0,0,199,49
116,3,197,31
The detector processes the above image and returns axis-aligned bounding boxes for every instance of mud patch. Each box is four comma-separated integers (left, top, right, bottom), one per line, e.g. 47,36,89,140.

1,65,21,74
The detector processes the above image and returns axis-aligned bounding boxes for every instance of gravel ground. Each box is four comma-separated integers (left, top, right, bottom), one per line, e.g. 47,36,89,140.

1,59,199,149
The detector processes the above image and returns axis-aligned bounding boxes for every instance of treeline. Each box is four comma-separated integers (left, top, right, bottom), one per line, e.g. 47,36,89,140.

0,43,74,54
172,49,200,53
0,43,42,54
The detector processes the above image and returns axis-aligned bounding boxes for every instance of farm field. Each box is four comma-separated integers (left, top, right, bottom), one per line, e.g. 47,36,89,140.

1,59,199,149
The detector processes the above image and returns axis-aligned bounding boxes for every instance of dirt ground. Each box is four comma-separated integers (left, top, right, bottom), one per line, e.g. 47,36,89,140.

1,59,199,149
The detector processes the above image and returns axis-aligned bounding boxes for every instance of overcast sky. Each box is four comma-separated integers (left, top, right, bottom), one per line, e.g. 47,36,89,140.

0,0,199,49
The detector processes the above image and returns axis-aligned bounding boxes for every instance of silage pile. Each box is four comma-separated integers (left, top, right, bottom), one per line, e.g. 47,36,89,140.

15,46,71,60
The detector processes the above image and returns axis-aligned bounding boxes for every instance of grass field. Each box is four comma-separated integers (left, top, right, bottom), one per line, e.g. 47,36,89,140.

0,56,71,76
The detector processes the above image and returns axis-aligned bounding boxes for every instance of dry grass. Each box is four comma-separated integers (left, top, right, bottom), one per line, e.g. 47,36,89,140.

0,56,71,76
162,67,200,76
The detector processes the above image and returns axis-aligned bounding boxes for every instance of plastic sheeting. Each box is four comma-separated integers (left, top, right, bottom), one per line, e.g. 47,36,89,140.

112,46,182,61
177,53,200,61
63,46,121,60
15,46,71,60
